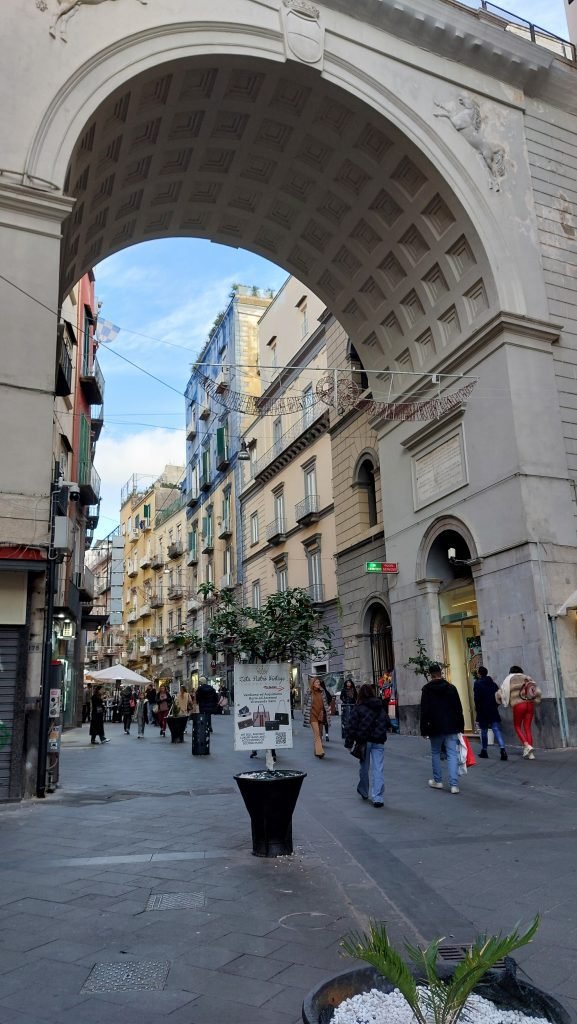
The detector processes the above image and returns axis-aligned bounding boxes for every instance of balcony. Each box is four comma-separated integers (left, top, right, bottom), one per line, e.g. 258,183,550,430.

295,493,321,526
167,541,183,559
308,583,325,604
79,355,105,405
150,637,164,649
96,575,109,595
128,529,140,543
55,331,73,397
186,418,197,441
150,594,164,608
199,402,210,420
216,444,230,471
127,609,139,623
151,552,164,570
266,518,286,545
141,518,152,532
140,602,151,618
220,573,235,591
91,405,104,442
218,518,233,539
140,552,152,569
139,644,151,656
187,597,201,613
127,649,138,663
187,548,198,566
185,488,199,508
254,406,328,483
78,460,101,505
126,563,138,579
201,536,214,554
86,505,100,531
168,584,184,600
199,471,211,491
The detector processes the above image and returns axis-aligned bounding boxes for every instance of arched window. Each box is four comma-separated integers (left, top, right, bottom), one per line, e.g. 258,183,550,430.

357,458,378,528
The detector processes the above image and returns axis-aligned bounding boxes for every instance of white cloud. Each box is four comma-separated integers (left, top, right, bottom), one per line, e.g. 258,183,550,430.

94,428,186,533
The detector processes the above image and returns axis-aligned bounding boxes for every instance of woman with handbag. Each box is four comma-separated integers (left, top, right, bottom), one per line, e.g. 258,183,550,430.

345,683,389,806
496,665,541,758
303,677,331,758
157,686,172,738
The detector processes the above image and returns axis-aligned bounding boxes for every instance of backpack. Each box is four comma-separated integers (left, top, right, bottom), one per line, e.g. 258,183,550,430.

519,678,537,702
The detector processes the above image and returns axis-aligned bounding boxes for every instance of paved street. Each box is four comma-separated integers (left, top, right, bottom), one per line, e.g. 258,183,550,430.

0,715,576,1024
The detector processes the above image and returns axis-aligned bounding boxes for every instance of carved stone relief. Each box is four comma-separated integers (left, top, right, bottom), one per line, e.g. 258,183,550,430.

40,0,147,42
434,95,506,191
281,0,324,67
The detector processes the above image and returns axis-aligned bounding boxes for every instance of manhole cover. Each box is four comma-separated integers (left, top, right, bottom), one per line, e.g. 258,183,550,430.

279,912,339,931
438,945,506,969
82,960,169,992
146,892,206,911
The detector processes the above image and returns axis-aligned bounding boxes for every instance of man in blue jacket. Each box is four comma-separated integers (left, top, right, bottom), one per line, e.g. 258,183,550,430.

420,664,465,794
474,665,508,761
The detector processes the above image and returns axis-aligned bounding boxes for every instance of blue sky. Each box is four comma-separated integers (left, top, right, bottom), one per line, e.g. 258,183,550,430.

91,0,568,537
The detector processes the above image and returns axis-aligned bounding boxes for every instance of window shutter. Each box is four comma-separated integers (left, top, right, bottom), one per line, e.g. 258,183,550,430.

216,427,225,461
143,503,151,519
202,516,207,538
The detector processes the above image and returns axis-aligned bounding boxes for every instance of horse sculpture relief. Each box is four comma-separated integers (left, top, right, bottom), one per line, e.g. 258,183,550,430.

434,95,506,191
48,0,147,42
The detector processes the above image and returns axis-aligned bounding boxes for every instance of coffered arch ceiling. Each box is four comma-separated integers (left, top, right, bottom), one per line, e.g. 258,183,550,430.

62,57,498,379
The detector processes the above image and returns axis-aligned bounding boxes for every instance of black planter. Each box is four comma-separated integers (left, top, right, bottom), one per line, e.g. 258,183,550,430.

166,715,187,743
234,769,306,858
302,963,571,1024
191,712,210,755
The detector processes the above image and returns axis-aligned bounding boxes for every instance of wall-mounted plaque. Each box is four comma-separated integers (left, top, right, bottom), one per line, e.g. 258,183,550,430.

413,430,467,509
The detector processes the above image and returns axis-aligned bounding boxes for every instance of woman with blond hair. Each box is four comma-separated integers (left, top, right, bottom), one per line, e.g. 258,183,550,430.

303,677,331,758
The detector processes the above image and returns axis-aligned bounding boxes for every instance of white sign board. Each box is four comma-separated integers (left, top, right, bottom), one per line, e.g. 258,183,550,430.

234,663,293,752
413,431,467,508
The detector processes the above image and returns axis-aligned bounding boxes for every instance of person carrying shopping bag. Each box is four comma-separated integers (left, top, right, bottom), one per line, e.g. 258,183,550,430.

157,686,172,737
345,683,390,807
420,663,465,794
303,677,331,758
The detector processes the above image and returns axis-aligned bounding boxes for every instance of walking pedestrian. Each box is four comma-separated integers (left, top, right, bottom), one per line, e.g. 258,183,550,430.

145,683,158,727
120,686,134,735
345,683,389,807
218,687,230,715
303,677,331,758
319,678,333,742
420,664,464,794
197,676,218,733
157,686,172,737
496,665,541,759
339,677,357,739
136,692,148,738
89,687,109,744
474,666,508,760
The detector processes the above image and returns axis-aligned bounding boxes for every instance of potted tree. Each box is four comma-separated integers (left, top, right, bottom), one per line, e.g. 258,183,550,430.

197,584,333,856
303,917,570,1024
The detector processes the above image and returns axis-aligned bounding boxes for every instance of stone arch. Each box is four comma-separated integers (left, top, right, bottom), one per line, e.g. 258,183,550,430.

417,515,479,582
19,17,530,375
352,448,379,484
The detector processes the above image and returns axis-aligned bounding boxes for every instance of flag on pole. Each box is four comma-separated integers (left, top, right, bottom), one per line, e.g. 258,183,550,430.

96,319,120,344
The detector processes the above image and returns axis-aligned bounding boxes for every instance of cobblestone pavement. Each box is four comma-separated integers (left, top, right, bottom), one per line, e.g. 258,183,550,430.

0,715,575,1023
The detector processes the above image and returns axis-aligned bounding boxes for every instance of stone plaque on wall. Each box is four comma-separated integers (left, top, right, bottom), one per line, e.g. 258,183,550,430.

413,430,467,509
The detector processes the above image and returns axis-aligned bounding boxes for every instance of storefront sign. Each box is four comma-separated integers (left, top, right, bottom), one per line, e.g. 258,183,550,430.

366,562,399,574
413,431,467,508
233,663,293,752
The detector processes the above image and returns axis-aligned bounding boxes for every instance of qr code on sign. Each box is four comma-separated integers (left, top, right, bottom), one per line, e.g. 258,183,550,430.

275,732,287,746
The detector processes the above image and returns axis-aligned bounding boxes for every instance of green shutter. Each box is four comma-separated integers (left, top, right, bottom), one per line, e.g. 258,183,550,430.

202,516,207,539
216,427,225,461
143,503,151,519
79,414,90,483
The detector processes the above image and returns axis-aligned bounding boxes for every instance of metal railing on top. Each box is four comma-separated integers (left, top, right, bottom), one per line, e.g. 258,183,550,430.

255,404,325,477
479,1,576,62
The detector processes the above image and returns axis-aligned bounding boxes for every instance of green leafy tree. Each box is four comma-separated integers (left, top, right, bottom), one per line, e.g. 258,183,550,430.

405,638,447,682
341,917,539,1024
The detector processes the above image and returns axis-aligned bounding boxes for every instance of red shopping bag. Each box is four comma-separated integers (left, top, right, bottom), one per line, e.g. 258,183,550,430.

463,734,476,767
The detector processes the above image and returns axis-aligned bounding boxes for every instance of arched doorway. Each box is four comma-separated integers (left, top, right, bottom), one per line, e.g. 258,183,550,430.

369,604,394,686
425,527,480,730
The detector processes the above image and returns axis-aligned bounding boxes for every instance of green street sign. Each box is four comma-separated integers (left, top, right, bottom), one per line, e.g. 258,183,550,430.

365,561,399,574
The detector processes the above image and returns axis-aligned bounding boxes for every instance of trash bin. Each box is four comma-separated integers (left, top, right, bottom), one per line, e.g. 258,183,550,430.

191,713,210,755
234,769,306,857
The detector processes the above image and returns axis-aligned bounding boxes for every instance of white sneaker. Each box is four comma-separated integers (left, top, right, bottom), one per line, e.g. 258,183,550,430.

428,780,443,789
522,744,531,758
527,751,535,760
450,786,460,794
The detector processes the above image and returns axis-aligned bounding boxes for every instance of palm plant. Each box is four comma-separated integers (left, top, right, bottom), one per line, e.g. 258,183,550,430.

341,917,539,1024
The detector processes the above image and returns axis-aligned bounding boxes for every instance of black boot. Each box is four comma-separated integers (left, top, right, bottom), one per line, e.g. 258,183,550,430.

500,748,508,761
479,749,488,758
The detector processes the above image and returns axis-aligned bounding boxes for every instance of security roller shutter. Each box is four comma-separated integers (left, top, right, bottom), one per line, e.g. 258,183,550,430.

0,627,19,801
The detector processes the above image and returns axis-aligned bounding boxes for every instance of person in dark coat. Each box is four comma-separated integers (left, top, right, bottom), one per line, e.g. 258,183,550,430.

420,664,464,794
196,677,219,733
120,687,134,735
345,683,390,807
89,687,109,744
474,666,508,760
145,683,158,727
339,678,357,739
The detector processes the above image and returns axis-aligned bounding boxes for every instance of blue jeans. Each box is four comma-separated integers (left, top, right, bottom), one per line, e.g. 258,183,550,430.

357,743,385,803
430,734,459,788
480,721,505,749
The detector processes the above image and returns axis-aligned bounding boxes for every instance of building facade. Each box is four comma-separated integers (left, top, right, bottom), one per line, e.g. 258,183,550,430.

84,527,124,674
240,278,344,694
184,286,272,687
